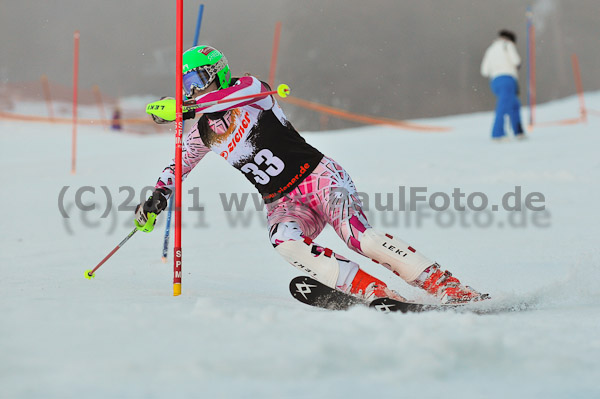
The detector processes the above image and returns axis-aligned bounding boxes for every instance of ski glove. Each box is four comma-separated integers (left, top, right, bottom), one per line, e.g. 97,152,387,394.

147,97,196,124
134,188,170,233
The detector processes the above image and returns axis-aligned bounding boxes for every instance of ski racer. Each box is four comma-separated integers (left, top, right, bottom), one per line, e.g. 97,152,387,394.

135,45,488,304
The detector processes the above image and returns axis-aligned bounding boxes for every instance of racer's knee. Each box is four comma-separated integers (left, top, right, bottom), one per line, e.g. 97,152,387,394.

269,221,304,247
344,214,370,253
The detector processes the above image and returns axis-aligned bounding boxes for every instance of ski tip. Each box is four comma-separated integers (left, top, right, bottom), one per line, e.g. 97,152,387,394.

161,256,168,264
277,83,291,98
84,269,95,280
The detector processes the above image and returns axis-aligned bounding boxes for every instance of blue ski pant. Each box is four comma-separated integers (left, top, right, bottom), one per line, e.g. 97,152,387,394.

490,75,523,138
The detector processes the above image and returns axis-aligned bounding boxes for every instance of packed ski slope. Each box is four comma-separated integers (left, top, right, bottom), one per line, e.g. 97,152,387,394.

1,94,599,398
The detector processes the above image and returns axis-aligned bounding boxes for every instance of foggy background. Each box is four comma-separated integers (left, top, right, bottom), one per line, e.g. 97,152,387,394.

1,0,598,130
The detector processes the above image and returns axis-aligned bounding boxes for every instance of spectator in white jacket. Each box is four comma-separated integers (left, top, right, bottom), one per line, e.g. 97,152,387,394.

481,30,525,140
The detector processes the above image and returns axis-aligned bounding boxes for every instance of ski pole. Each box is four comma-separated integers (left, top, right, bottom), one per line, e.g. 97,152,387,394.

146,84,291,119
184,83,290,111
85,228,138,279
161,195,175,263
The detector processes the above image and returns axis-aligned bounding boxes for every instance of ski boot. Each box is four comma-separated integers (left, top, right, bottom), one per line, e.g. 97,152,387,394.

347,269,408,303
413,263,489,304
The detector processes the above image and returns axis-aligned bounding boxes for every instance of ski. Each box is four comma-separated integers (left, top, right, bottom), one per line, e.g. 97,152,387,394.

289,276,367,310
289,276,534,314
289,276,448,313
368,297,450,313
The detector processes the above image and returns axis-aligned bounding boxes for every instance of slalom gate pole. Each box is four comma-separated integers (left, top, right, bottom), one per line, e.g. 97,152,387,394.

92,85,108,130
161,194,175,263
174,0,184,296
71,30,80,175
529,18,536,128
84,228,138,279
163,4,203,263
526,7,533,127
181,5,204,133
571,53,587,123
268,21,282,88
193,4,204,47
41,75,54,120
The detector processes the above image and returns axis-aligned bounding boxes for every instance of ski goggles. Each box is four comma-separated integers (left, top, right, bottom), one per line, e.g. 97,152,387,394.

182,67,214,97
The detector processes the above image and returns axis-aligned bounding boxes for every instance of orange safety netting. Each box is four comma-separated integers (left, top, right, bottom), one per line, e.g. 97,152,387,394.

1,77,452,134
282,96,451,132
0,79,167,134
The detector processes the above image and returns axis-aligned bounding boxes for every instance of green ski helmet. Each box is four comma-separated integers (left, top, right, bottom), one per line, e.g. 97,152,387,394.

182,45,231,96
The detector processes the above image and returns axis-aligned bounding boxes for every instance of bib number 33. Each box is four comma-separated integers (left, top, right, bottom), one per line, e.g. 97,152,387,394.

241,149,285,185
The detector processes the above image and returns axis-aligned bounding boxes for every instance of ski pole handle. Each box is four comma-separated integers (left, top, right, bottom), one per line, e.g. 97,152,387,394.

85,228,138,279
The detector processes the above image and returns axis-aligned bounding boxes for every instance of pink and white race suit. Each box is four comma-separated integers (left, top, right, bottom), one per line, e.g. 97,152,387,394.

154,75,434,292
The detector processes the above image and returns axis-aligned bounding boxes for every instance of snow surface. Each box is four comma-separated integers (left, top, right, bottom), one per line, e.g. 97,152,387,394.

2,94,600,398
